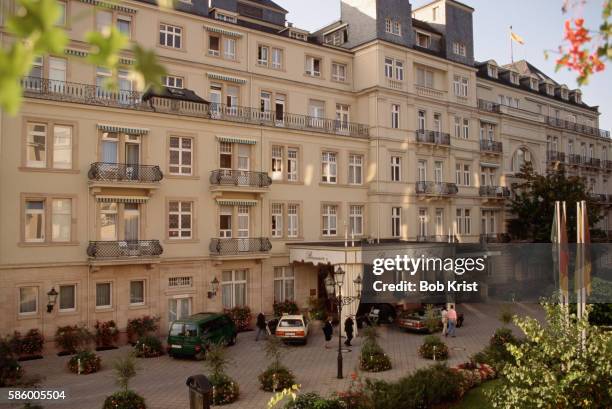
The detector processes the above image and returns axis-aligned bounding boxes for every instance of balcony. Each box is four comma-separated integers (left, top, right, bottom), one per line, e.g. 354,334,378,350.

546,151,566,163
21,77,369,139
416,235,457,243
88,163,163,186
546,116,610,139
583,157,602,169
87,240,163,265
209,169,272,192
477,99,501,113
209,237,272,259
479,186,510,199
590,193,612,205
415,85,446,99
386,78,405,91
603,160,612,171
568,154,583,166
415,130,451,146
415,181,458,197
480,140,503,154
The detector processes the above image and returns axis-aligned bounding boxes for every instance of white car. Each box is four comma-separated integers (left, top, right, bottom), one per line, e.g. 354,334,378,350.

274,314,309,344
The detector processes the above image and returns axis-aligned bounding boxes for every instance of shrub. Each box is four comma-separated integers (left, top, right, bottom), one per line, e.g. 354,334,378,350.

284,392,345,409
10,329,44,358
273,300,299,317
67,350,101,374
336,373,373,409
205,343,239,405
418,335,449,360
94,320,119,349
102,390,147,409
307,297,328,321
126,316,159,343
359,327,391,372
55,325,93,354
0,337,23,387
259,366,296,392
133,336,163,358
225,306,252,332
471,328,519,372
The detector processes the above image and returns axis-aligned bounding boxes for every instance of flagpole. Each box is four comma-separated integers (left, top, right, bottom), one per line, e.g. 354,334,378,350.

510,26,514,63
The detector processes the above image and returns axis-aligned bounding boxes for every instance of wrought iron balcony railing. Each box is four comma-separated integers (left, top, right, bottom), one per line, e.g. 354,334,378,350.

415,181,458,196
479,186,511,198
416,235,457,243
415,130,451,146
568,154,583,165
209,238,272,256
209,169,272,188
477,99,501,113
87,240,163,259
603,160,612,171
546,150,566,162
583,157,602,168
480,140,503,153
88,162,163,183
21,77,369,138
545,116,610,139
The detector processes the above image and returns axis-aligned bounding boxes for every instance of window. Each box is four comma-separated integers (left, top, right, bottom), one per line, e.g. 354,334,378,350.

455,164,462,185
432,6,439,21
435,209,444,236
385,58,393,78
332,62,347,82
53,125,72,169
512,147,532,172
289,30,308,41
348,154,363,185
219,206,232,238
391,104,400,129
416,67,434,88
456,208,471,235
163,75,184,89
390,156,402,182
417,110,426,131
130,280,145,305
384,58,404,81
169,136,192,175
336,104,350,131
56,1,67,26
433,113,441,133
391,207,401,237
306,56,321,77
95,282,112,308
26,123,47,168
215,12,237,23
271,145,283,181
96,10,112,32
546,84,555,96
208,35,220,56
322,204,338,236
271,48,283,69
257,45,269,65
415,31,431,48
221,269,247,308
58,284,75,311
418,209,428,237
325,29,347,46
159,24,182,49
530,78,539,90
25,200,45,242
349,205,364,236
99,202,117,241
274,267,295,302
287,204,299,238
454,116,461,138
463,164,471,186
462,119,469,139
453,75,468,97
19,287,38,314
321,151,337,183
487,64,498,78
49,57,66,85
51,198,71,242
287,148,298,182
168,276,193,288
224,38,236,60
117,15,131,37
510,72,520,85
309,100,325,127
385,18,401,35
417,160,427,182
453,42,467,57
434,161,443,183
168,201,193,240
271,203,283,238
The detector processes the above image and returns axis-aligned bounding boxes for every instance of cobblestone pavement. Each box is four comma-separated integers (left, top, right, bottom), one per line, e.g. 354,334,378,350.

3,303,543,409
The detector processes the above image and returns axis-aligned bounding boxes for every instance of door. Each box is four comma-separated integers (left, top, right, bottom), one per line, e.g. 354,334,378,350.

101,134,119,179
49,57,66,92
236,144,250,185
435,209,444,236
125,142,140,180
237,206,249,251
260,92,272,121
209,84,222,118
123,203,140,251
275,95,285,125
168,297,192,327
434,162,443,183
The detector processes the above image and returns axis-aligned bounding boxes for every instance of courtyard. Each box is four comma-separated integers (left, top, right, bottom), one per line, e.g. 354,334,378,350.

6,303,543,409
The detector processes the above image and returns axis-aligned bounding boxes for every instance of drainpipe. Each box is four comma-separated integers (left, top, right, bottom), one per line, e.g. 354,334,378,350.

376,91,380,244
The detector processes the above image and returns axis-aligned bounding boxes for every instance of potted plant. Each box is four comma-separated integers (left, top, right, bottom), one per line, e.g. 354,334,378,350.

359,327,391,372
55,325,93,356
67,350,101,374
10,329,44,361
103,353,146,409
126,316,159,345
133,335,164,358
419,335,449,360
94,320,119,351
258,336,296,392
204,343,239,405
224,306,252,332
273,300,299,317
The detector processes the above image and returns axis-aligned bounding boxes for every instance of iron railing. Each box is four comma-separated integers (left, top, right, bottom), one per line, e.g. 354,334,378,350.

480,140,503,153
209,169,272,188
545,116,610,139
546,151,566,162
603,160,612,171
477,99,500,113
87,240,163,258
583,157,602,168
479,186,511,198
209,238,272,256
415,130,451,146
21,77,369,138
568,154,583,165
415,181,458,196
88,162,163,183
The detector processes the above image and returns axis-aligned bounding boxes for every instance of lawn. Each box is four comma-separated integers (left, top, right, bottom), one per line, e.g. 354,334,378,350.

451,379,501,409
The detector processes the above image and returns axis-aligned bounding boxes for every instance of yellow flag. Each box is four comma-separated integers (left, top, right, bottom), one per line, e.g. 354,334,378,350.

511,31,525,45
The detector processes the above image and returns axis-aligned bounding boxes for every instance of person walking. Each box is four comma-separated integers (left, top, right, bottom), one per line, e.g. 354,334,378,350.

323,318,333,349
255,312,267,341
447,305,458,337
344,316,354,346
441,307,448,337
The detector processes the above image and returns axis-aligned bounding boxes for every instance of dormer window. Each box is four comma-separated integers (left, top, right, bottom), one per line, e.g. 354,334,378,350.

510,72,519,85
385,18,401,36
560,87,569,100
530,78,539,91
289,30,307,41
215,12,237,24
453,42,467,57
325,29,347,46
415,31,431,48
546,84,554,96
574,91,582,104
487,65,498,79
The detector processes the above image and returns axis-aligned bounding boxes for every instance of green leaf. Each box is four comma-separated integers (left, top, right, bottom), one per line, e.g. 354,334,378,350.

86,27,128,69
132,44,166,92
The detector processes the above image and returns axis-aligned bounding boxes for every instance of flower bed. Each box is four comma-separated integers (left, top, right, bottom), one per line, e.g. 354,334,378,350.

259,366,296,392
55,325,93,356
10,329,44,361
102,390,147,409
210,374,240,405
225,306,252,332
134,336,164,358
67,350,101,375
452,362,496,396
418,335,449,360
94,320,119,351
127,316,159,345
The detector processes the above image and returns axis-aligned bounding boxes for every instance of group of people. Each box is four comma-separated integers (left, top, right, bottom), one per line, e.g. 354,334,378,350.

323,316,354,348
441,305,458,337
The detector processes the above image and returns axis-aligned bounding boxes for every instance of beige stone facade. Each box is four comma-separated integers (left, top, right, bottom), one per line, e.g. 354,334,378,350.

1,0,610,340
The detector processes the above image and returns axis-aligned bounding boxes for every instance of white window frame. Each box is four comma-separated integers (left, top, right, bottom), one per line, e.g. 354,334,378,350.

271,47,283,69
19,286,38,315
95,282,112,309
306,56,321,77
332,62,347,82
322,204,338,236
391,104,400,129
271,145,283,181
51,198,72,242
25,200,45,243
221,269,247,308
391,207,401,238
349,205,364,236
348,154,363,185
453,42,466,57
274,266,295,302
168,200,193,240
287,148,298,182
287,204,299,238
169,136,193,176
129,280,145,306
159,23,182,49
271,203,283,238
163,75,184,89
390,155,402,182
321,151,337,183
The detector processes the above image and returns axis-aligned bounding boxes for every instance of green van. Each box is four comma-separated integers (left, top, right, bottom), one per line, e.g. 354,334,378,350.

167,313,237,360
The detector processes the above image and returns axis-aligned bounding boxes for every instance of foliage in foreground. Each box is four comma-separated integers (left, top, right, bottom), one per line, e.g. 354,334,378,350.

102,390,147,409
259,336,296,392
205,343,240,405
359,327,391,372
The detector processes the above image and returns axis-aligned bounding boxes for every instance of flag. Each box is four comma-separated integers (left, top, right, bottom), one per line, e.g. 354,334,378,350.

551,202,569,297
575,201,592,296
582,202,592,295
511,31,525,45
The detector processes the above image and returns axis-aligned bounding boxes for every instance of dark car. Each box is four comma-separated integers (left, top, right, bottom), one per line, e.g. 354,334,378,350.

167,313,237,360
355,303,397,327
397,308,464,333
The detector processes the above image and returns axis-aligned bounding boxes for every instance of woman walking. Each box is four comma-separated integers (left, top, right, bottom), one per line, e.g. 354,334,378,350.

344,316,354,346
323,318,333,349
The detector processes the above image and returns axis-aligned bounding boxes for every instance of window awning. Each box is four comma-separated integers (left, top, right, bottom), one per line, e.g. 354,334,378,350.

480,162,500,168
207,72,247,84
78,0,137,13
216,199,258,207
216,136,257,145
64,48,88,57
97,124,149,135
97,195,149,204
205,26,243,38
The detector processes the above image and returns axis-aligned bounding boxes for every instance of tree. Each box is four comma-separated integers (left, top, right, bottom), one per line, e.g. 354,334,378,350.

507,163,602,242
490,301,612,409
0,0,166,114
112,353,139,393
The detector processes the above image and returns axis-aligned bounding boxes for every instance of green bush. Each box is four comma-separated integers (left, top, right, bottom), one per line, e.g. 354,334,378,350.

307,297,328,321
94,320,119,349
471,328,519,372
210,373,240,405
55,325,93,354
133,336,163,358
259,366,296,392
418,335,449,360
102,390,147,409
359,327,391,372
225,306,252,332
10,329,44,357
126,316,159,343
0,337,22,387
67,350,101,374
284,392,345,409
274,300,299,317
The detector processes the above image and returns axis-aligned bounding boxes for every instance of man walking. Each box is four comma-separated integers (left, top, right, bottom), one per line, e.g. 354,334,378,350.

255,312,267,341
344,316,354,346
447,305,457,337
323,318,333,349
441,306,448,337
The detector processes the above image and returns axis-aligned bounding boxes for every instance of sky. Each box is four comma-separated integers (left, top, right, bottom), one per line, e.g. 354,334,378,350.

274,0,612,132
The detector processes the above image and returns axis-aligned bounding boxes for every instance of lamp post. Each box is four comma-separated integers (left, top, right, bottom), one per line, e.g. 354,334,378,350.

46,287,58,313
325,266,362,379
207,277,220,299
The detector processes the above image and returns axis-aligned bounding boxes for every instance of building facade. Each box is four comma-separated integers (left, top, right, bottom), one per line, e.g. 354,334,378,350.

1,0,611,340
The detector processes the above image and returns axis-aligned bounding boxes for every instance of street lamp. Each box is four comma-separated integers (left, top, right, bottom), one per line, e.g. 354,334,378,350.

46,287,58,313
325,266,362,379
207,277,220,299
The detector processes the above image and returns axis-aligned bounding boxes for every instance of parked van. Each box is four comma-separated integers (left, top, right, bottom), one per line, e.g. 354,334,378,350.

167,313,237,360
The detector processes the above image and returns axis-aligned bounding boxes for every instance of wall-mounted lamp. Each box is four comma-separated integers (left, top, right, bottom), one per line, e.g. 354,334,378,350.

207,277,220,299
46,287,58,313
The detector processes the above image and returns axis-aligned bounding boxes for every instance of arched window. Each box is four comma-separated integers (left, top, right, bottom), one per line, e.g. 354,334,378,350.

512,147,532,172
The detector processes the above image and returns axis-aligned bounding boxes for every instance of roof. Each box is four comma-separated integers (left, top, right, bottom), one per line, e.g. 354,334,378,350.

248,0,288,13
175,312,224,323
142,86,209,104
412,18,443,35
